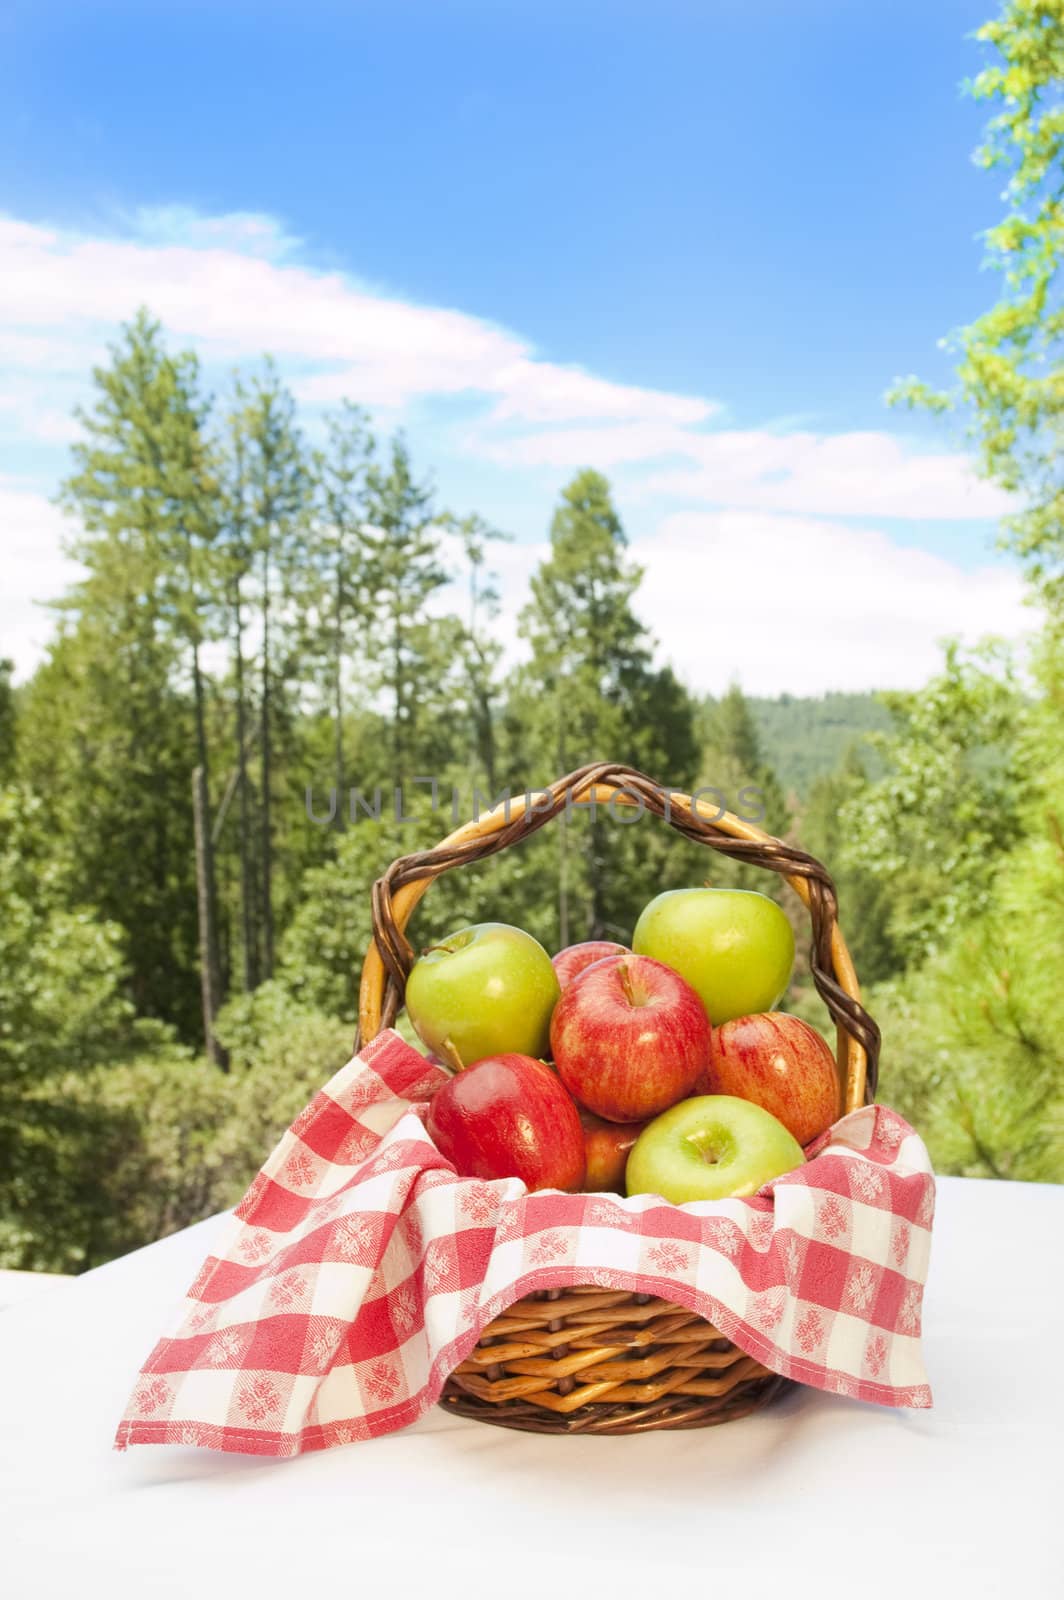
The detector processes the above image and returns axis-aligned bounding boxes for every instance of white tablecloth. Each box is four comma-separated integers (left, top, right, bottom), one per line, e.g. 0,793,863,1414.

0,1175,1060,1599
0,1269,71,1310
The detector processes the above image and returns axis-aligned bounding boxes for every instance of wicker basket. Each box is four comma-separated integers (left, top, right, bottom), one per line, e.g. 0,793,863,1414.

357,762,880,1435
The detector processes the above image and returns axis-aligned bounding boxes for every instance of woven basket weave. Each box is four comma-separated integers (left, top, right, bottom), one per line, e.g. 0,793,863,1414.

357,762,880,1435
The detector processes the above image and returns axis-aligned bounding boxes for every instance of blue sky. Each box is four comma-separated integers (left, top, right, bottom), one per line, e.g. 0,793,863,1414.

0,0,1032,693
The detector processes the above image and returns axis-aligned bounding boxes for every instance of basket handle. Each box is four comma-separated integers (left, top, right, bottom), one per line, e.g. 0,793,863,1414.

357,762,879,1110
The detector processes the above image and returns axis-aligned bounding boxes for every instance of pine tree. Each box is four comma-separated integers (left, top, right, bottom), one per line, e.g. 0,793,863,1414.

48,312,224,1040
518,470,698,939
362,437,450,772
305,403,375,806
452,512,510,791
840,643,1026,965
218,409,259,993
800,746,898,984
701,683,789,834
229,365,309,981
18,614,199,1035
61,311,221,780
0,660,15,783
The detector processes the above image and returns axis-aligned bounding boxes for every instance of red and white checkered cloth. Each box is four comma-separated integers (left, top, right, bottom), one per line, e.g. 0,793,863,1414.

115,1030,934,1456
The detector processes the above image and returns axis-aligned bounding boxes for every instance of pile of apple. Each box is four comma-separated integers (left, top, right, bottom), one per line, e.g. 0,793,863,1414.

407,887,841,1206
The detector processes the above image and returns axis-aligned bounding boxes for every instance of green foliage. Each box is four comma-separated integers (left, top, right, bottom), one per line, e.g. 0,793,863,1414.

61,308,223,666
16,624,200,1033
515,469,699,941
889,1,1064,607
34,312,222,1034
228,364,314,982
303,403,375,796
699,683,790,835
0,781,186,1270
870,825,1064,1183
211,980,353,1088
448,512,511,790
799,749,900,985
0,787,144,1092
0,659,16,782
4,1048,223,1273
279,810,431,1019
1,983,354,1274
362,437,453,769
838,642,1027,964
830,617,1064,1180
747,691,892,796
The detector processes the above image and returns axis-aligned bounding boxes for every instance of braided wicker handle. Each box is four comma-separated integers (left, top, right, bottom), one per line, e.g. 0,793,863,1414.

357,762,880,1109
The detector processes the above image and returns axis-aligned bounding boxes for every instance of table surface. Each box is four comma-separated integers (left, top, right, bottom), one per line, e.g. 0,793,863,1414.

0,1269,72,1311
1,1174,1060,1600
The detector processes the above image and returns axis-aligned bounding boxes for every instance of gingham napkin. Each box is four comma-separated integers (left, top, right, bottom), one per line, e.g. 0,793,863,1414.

115,1030,934,1456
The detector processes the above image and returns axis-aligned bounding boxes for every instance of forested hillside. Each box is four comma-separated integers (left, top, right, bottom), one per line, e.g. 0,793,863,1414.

747,694,891,796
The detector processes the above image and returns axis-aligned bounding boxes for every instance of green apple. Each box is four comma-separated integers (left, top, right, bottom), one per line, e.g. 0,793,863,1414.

626,1094,804,1204
632,887,794,1024
404,922,560,1069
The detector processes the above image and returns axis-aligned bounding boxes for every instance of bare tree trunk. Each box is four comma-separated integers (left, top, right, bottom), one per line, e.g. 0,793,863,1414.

478,686,496,794
193,765,228,1069
589,808,607,939
558,820,570,949
219,838,232,994
557,715,569,948
587,583,606,938
260,546,275,979
392,596,403,771
233,585,257,991
334,560,346,822
191,641,225,1022
468,638,497,793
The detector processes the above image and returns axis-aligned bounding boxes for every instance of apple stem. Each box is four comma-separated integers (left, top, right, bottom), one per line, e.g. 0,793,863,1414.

619,960,637,1007
422,942,456,956
439,1036,466,1074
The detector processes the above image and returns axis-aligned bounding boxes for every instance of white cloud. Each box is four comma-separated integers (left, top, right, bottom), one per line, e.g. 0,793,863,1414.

3,475,1032,697
470,422,1009,520
642,429,1011,520
0,211,709,424
0,204,1030,692
430,509,1032,696
469,419,697,469
624,510,1031,696
130,207,301,260
487,359,714,426
0,480,81,675
0,206,1011,522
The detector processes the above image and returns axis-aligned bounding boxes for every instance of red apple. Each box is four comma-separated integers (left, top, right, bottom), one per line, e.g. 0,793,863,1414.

426,1053,585,1192
704,1012,841,1147
550,953,711,1123
552,940,630,989
580,1109,648,1193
